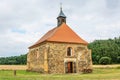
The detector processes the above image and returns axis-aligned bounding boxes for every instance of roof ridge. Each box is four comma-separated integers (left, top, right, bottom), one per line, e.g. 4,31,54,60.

47,23,63,40
29,27,58,48
47,23,88,44
46,27,59,40
65,24,88,44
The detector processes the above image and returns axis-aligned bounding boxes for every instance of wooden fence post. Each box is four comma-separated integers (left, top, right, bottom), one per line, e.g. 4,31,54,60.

14,70,16,76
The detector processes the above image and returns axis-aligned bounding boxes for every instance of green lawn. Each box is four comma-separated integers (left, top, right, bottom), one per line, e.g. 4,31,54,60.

0,68,120,80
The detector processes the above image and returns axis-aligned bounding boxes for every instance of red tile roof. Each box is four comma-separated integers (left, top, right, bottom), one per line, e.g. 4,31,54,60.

29,23,88,48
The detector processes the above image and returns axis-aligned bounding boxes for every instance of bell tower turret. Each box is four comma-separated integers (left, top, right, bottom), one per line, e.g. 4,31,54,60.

57,5,66,26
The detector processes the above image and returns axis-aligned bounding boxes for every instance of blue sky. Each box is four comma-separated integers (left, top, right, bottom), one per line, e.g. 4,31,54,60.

0,0,120,57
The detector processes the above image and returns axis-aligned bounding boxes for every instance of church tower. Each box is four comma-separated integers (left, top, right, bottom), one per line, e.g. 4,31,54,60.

57,6,66,26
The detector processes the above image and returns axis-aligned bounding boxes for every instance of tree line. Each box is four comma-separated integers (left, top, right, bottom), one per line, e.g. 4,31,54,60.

88,37,120,64
0,37,120,65
0,54,27,65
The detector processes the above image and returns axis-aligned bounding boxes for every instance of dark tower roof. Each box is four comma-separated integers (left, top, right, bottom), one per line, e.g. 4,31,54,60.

57,7,66,18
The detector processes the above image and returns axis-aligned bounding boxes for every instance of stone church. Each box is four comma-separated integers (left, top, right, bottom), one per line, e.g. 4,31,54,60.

27,7,92,74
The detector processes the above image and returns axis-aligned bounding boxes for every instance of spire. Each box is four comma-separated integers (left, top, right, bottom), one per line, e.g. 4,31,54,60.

57,3,66,26
58,3,66,18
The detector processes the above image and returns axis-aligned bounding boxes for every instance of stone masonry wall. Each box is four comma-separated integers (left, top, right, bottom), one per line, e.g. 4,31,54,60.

27,43,45,73
27,42,92,74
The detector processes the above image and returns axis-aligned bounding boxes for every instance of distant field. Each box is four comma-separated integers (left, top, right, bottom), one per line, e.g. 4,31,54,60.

93,64,120,68
0,65,27,70
0,64,120,70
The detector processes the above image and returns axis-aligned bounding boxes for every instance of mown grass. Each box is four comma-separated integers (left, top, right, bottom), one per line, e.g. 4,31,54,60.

0,68,120,80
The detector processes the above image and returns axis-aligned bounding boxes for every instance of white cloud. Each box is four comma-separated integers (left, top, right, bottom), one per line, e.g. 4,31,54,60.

0,0,120,57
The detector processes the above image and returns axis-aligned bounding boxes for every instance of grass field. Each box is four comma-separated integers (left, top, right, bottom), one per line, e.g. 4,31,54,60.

0,68,120,80
0,65,120,80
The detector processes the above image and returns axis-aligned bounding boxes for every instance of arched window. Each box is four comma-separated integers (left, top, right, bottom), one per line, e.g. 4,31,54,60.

67,47,72,56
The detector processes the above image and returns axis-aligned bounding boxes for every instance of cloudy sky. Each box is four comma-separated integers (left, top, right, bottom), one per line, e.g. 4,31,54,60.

0,0,120,57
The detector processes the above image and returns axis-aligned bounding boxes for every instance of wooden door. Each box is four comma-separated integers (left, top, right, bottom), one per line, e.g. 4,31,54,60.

67,62,73,73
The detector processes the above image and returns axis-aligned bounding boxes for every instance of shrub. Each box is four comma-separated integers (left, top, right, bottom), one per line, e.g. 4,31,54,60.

117,56,120,63
82,69,93,73
99,57,111,65
116,66,120,69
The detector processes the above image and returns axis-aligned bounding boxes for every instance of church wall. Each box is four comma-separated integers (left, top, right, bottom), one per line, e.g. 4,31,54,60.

27,42,92,73
27,43,46,73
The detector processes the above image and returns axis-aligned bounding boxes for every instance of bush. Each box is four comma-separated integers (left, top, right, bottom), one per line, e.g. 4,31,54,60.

99,57,111,65
117,56,120,63
82,69,93,73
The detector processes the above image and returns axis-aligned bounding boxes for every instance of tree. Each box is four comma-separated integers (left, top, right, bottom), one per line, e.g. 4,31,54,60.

88,36,120,64
0,54,27,65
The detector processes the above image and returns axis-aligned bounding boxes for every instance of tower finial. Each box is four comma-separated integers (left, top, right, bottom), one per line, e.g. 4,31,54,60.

60,2,62,11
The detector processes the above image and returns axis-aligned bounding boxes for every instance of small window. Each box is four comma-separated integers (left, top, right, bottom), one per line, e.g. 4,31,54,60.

67,47,72,56
36,49,39,58
62,18,65,22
